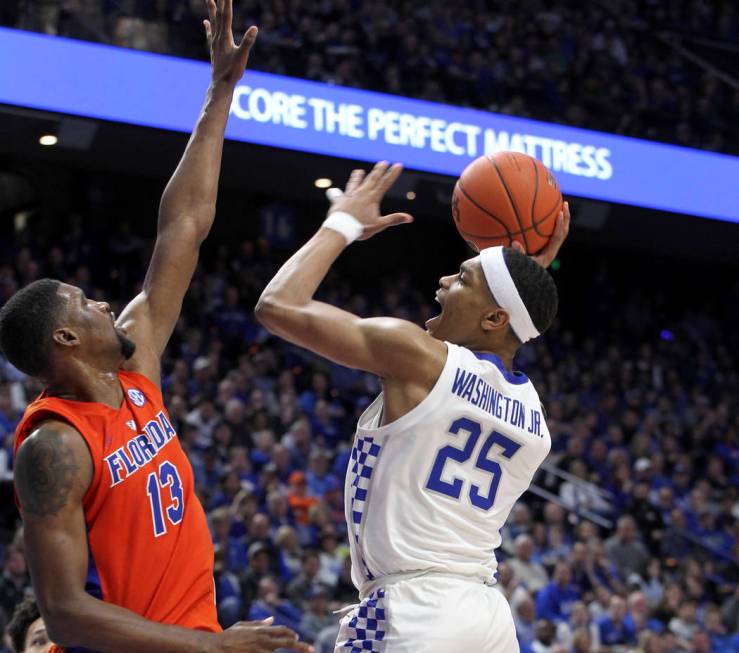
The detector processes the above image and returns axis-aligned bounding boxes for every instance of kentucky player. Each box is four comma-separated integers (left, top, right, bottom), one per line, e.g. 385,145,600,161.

0,1,309,651
256,162,569,652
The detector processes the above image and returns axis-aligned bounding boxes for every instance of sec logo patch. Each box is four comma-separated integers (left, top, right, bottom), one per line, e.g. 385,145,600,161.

127,388,146,407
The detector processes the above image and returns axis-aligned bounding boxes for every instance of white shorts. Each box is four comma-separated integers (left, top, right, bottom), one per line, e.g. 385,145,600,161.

334,574,519,653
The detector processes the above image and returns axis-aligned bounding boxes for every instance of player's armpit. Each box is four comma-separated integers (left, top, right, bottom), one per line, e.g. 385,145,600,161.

257,299,447,386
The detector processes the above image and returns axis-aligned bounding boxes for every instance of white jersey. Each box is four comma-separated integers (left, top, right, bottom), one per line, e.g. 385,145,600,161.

344,342,551,591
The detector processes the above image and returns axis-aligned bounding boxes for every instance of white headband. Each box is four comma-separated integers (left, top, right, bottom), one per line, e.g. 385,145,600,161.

479,247,540,344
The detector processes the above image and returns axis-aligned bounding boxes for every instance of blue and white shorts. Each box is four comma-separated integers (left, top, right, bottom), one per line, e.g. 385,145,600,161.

334,574,519,653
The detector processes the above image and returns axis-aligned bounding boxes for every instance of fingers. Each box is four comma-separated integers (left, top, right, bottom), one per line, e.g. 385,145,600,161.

205,0,216,25
380,212,414,228
265,627,309,651
511,240,526,254
376,162,404,196
238,25,258,55
221,0,233,33
344,169,365,194
203,19,212,43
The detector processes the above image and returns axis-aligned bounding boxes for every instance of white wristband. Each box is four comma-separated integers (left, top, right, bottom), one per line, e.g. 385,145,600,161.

322,211,363,244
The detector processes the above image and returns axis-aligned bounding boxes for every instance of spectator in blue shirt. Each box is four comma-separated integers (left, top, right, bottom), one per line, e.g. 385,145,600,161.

248,576,303,634
594,596,637,650
535,561,581,623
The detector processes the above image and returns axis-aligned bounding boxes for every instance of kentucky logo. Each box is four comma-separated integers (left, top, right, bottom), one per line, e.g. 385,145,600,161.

127,388,145,407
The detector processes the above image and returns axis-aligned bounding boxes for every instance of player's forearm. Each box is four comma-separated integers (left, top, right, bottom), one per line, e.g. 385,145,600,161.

45,593,216,653
255,227,347,326
157,82,234,239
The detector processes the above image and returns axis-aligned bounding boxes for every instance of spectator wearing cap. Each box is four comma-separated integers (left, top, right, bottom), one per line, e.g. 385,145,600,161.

592,595,637,651
604,516,650,580
535,561,581,623
288,471,319,525
509,534,549,593
298,587,335,643
286,550,330,610
241,541,274,611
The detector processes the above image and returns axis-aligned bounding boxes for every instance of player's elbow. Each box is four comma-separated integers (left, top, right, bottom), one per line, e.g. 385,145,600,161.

254,293,287,332
40,595,89,646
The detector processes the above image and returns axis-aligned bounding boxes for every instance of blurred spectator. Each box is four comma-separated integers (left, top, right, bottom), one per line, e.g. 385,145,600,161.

604,516,650,580
592,595,637,650
535,562,581,624
509,534,549,594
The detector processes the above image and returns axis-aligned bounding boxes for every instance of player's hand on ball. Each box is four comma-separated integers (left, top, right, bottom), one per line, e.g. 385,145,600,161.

203,0,257,87
512,201,571,268
218,617,313,653
329,161,414,240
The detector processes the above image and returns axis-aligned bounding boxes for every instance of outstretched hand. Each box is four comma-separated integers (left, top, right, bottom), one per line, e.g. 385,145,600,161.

204,0,257,87
512,201,571,268
328,161,413,241
219,617,313,652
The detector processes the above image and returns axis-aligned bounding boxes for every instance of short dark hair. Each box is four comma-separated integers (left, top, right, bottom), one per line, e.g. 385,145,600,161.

6,595,41,653
0,278,64,377
503,248,558,340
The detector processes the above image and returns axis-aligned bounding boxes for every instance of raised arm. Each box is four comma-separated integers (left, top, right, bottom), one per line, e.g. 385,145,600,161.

118,0,257,385
255,163,447,387
15,421,310,653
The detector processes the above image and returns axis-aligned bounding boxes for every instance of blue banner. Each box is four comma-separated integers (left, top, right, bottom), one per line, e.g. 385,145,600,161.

1,28,738,223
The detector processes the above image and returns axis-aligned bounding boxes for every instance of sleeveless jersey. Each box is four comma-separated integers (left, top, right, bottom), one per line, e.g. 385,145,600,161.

345,343,551,589
14,370,219,651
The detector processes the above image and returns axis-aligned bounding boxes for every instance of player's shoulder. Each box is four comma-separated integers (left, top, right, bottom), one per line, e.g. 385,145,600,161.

361,317,448,379
19,419,90,462
15,419,93,515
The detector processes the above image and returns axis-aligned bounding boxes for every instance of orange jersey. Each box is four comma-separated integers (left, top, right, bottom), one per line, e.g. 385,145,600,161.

14,370,220,652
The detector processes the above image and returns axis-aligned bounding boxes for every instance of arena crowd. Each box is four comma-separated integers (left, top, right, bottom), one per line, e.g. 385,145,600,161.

0,201,737,653
1,0,738,154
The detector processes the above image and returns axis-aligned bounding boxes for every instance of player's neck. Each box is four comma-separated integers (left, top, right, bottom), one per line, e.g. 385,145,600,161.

45,361,124,408
475,342,516,372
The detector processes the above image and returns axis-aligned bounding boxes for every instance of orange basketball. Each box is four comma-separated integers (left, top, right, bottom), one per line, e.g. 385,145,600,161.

452,152,563,254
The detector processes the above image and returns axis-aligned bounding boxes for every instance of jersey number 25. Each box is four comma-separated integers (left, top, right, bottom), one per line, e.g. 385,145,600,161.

426,417,522,511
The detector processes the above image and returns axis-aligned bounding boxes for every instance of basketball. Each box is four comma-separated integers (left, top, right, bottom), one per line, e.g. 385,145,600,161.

452,152,564,254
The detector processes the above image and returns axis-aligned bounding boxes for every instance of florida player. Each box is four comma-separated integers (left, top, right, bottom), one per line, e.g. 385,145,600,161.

0,2,310,652
256,162,569,652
